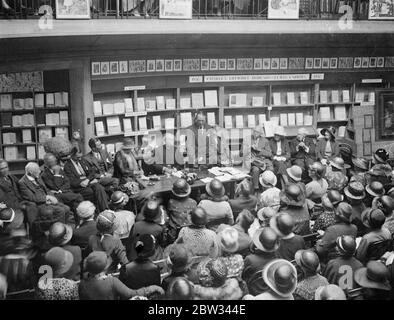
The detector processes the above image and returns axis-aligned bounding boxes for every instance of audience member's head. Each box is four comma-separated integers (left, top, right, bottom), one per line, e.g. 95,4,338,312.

335,235,357,258
190,207,208,228
0,159,9,178
295,250,320,277
167,277,194,300
76,201,96,220
25,162,41,179
96,210,116,234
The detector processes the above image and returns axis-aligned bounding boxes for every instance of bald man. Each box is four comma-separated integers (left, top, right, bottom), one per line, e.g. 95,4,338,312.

289,127,316,172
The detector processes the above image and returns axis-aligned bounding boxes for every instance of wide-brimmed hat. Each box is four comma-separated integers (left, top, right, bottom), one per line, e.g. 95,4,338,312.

172,178,191,198
375,195,394,217
217,226,239,253
320,127,336,139
352,157,369,171
336,202,353,223
344,181,366,200
373,149,389,164
257,207,277,223
197,258,228,288
122,138,134,150
295,250,320,274
252,227,279,252
44,247,74,276
315,285,346,300
206,179,225,198
270,213,295,237
326,190,344,206
168,244,191,273
326,171,348,192
84,251,108,275
274,126,286,137
76,201,96,219
48,222,73,246
259,170,277,188
110,191,128,206
336,235,357,256
354,261,391,291
366,181,385,198
263,259,297,298
235,179,253,198
361,208,386,229
286,165,302,182
280,184,305,207
331,157,350,171
0,207,24,232
97,210,116,233
135,234,156,258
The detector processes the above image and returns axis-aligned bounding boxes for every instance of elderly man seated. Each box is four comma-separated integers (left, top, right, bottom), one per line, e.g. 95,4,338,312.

18,162,74,226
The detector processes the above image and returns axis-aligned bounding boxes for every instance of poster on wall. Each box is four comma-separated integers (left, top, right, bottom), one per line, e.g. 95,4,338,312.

0,71,44,92
268,0,300,19
55,0,90,19
159,0,192,19
368,0,394,19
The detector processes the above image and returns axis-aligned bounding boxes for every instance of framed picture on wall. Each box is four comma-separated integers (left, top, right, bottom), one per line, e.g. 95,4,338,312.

271,58,279,69
254,59,262,70
313,58,322,69
330,58,338,69
156,60,165,72
201,59,209,71
91,62,100,75
376,89,394,141
147,60,156,72
322,58,330,69
110,61,119,74
267,0,300,19
263,58,271,70
354,57,362,68
377,57,385,68
279,58,288,69
210,59,218,70
305,58,313,69
119,61,128,73
369,57,377,68
173,59,182,71
55,0,90,19
227,59,236,70
159,0,192,19
362,57,370,68
219,59,227,70
100,62,109,75
165,60,173,72
369,0,394,20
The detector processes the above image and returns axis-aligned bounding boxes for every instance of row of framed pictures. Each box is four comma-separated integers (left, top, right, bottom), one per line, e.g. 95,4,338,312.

91,56,393,76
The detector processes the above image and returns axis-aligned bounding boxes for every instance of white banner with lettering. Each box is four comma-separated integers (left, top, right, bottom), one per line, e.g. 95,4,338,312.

202,74,310,83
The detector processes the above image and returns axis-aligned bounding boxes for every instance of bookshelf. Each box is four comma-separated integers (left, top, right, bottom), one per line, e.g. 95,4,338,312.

0,89,72,174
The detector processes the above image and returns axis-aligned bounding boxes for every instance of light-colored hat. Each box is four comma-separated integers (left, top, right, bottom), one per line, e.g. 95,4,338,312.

263,259,297,298
76,201,96,219
315,285,346,300
217,226,239,253
286,165,302,182
274,126,286,137
259,170,277,188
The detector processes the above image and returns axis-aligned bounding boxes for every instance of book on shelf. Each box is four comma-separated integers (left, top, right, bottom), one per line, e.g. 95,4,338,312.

145,100,156,111
287,92,295,105
355,92,364,103
296,113,304,126
342,90,350,103
272,92,282,106
369,92,375,103
2,133,16,144
4,146,17,161
22,129,32,143
270,116,280,126
191,93,204,108
300,92,309,105
331,90,339,104
229,94,247,107
280,113,288,126
338,126,346,137
334,106,347,120
123,118,133,134
24,98,34,110
288,113,296,126
22,113,35,126
59,111,69,125
93,101,103,116
165,118,175,130
36,111,46,126
54,92,63,107
1,112,12,127
263,121,277,138
107,116,122,134
0,94,12,110
55,127,69,139
26,146,36,160
114,102,125,114
207,112,216,126
46,93,55,107
46,113,60,126
258,114,266,125
252,96,264,107
103,103,114,115
38,145,45,160
152,115,162,129
319,106,331,121
106,144,115,155
180,98,191,109
95,121,105,136
124,98,133,114
166,99,176,110
304,115,313,126
13,99,24,110
224,115,233,129
235,115,244,129
136,98,146,112
62,92,69,107
204,90,218,107
247,115,256,128
156,96,165,110
180,112,193,128
320,91,328,104
12,115,22,127
34,94,44,108
138,117,148,131
38,128,53,143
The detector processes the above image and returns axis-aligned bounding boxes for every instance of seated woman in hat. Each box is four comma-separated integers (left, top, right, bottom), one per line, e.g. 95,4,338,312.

229,179,258,220
312,194,337,233
79,251,164,300
306,162,328,205
293,249,329,300
356,208,391,263
284,165,306,195
198,179,234,231
258,170,281,211
344,181,367,236
315,127,340,165
166,178,197,245
72,201,98,252
329,157,350,176
289,127,316,174
109,191,135,246
374,195,394,234
243,259,298,300
248,207,277,239
269,126,291,178
365,181,385,208
350,157,370,185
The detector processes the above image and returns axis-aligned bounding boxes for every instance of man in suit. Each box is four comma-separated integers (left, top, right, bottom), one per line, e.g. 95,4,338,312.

84,137,119,193
269,126,291,176
41,153,83,212
63,147,109,213
18,162,74,227
289,127,316,173
0,159,38,226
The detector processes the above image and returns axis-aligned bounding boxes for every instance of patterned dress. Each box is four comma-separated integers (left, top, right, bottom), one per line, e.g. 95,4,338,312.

35,278,79,300
176,226,219,259
312,210,336,232
294,274,329,300
220,254,244,278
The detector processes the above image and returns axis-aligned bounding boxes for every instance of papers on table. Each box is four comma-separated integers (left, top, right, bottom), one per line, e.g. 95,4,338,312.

200,177,214,184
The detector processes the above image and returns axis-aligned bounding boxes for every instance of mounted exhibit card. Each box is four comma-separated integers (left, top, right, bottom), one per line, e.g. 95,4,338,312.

287,113,296,126
138,117,148,131
296,112,304,126
173,60,182,71
93,101,102,116
362,57,370,68
271,58,279,70
183,59,200,71
145,100,156,111
334,106,347,120
123,118,133,134
330,57,338,69
279,58,288,69
224,115,233,129
180,112,193,128
313,58,322,69
166,98,176,110
165,118,175,129
165,60,173,72
377,57,385,68
46,93,55,107
354,57,362,68
319,90,328,104
147,60,156,72
201,59,209,71
114,102,125,114
102,103,114,115
219,59,227,70
369,57,377,68
152,115,162,129
248,114,256,127
110,61,119,74
227,59,236,70
258,114,266,125
369,0,394,19
268,0,299,19
27,146,37,160
124,98,133,113
342,90,350,103
100,62,109,75
280,113,288,126
322,58,330,69
386,56,394,67
319,106,331,121
229,94,247,107
263,58,271,70
286,92,295,105
209,59,218,71
92,62,100,75
156,60,165,72
55,0,90,19
237,58,253,70
191,93,204,108
331,90,339,104
34,94,44,108
119,61,128,73
95,121,105,136
136,97,146,111
180,97,191,109
159,0,192,19
272,92,282,105
288,57,304,69
156,96,165,110
235,115,244,129
254,59,263,70
129,60,146,73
